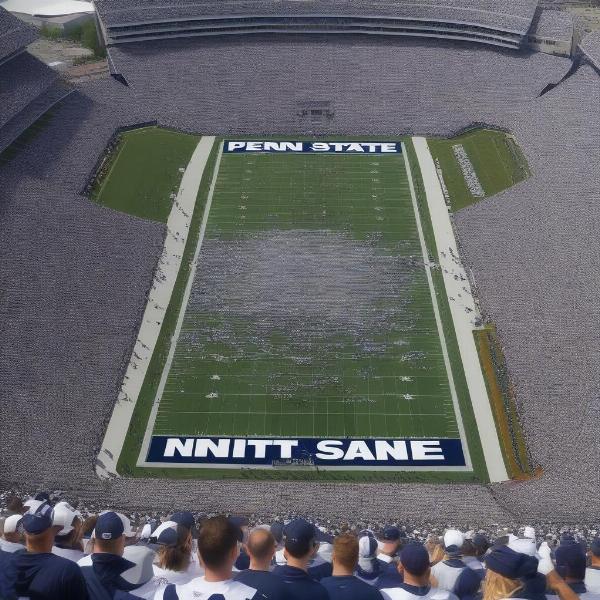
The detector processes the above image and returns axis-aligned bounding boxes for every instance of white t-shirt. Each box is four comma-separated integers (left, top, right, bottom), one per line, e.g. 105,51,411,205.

0,539,25,553
462,556,484,571
586,568,600,594
381,585,458,600
153,576,258,599
151,564,197,586
431,561,466,592
52,546,86,562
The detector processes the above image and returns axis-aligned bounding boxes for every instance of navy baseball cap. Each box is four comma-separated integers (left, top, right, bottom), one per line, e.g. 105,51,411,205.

590,538,600,557
171,511,196,534
95,512,125,540
381,526,401,542
315,528,334,544
284,519,316,556
157,527,179,548
485,546,538,579
22,502,55,535
556,542,587,580
401,543,430,576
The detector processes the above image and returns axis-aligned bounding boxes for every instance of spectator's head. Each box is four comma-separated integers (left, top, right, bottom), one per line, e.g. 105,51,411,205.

331,533,359,576
589,538,600,566
121,546,156,591
283,519,318,565
156,524,192,573
2,515,24,544
197,515,240,577
52,501,83,550
379,525,402,556
555,542,587,582
228,515,249,544
81,514,98,554
5,495,25,515
171,511,197,537
398,543,431,585
483,546,538,600
425,534,445,565
246,527,277,570
508,535,536,557
472,534,490,559
444,529,465,557
93,512,134,557
22,502,61,553
357,533,379,573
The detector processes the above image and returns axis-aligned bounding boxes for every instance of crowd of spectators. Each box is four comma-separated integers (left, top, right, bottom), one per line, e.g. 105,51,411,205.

2,492,600,600
0,34,599,526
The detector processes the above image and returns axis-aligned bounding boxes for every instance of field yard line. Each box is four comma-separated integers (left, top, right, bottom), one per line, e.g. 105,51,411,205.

136,140,224,468
411,136,509,483
95,136,216,479
402,144,472,471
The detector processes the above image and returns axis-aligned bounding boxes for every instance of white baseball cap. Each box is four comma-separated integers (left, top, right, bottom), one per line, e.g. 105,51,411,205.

444,529,464,551
508,535,537,557
523,526,536,540
151,520,177,540
3,514,23,534
52,502,81,536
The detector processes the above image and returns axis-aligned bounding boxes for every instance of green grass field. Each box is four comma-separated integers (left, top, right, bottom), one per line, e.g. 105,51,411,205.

88,128,534,482
91,126,199,222
153,150,460,441
428,129,530,211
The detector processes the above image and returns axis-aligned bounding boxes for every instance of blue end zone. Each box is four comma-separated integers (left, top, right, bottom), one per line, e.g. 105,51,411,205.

146,436,466,468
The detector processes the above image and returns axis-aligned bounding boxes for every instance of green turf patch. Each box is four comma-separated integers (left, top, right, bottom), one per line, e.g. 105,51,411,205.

428,128,530,211
91,126,199,222
114,137,496,482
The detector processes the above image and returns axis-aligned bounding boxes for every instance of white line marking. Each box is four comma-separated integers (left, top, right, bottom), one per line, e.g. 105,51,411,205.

137,141,224,467
96,136,216,479
411,136,508,482
402,142,473,471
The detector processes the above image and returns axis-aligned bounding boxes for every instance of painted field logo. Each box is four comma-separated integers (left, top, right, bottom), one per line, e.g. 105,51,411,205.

224,141,402,153
146,437,466,468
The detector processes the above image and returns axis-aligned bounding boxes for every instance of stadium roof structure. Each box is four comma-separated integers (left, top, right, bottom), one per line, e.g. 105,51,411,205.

0,0,95,17
0,4,38,64
94,0,540,49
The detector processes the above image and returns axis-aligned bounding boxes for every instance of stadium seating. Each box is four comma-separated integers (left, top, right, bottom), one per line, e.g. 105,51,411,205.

0,2,599,532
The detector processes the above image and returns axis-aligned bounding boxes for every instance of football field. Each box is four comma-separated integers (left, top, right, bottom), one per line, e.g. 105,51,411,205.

96,133,522,482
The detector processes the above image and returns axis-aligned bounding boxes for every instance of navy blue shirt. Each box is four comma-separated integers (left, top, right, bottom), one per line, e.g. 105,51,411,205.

272,564,329,600
234,569,287,599
81,553,141,600
0,549,17,600
308,561,333,581
14,551,88,600
375,562,403,590
322,575,385,599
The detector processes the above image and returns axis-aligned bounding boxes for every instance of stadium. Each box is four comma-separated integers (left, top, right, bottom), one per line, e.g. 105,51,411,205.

1,0,600,540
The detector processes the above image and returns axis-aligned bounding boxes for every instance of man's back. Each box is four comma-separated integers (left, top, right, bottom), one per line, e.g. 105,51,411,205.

322,574,385,599
153,576,257,599
272,564,329,600
234,569,286,599
431,560,466,592
14,551,88,600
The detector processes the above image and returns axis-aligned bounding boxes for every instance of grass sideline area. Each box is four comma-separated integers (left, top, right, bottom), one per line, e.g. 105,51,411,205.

110,136,492,483
91,127,199,223
428,128,530,211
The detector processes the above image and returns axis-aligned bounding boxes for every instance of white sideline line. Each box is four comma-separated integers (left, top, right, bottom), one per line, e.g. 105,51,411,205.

137,141,224,468
95,136,216,479
402,144,472,470
411,136,509,483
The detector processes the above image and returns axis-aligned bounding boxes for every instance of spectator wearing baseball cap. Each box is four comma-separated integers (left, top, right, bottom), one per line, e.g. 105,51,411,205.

272,518,329,600
151,523,198,586
80,511,147,599
0,515,25,554
380,542,458,600
376,526,404,590
13,502,89,600
355,532,382,585
51,501,85,562
308,528,335,581
462,535,489,572
321,532,384,599
154,515,258,599
554,541,595,597
483,545,539,600
585,539,600,594
453,566,484,600
234,527,286,599
431,530,467,592
271,522,287,566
